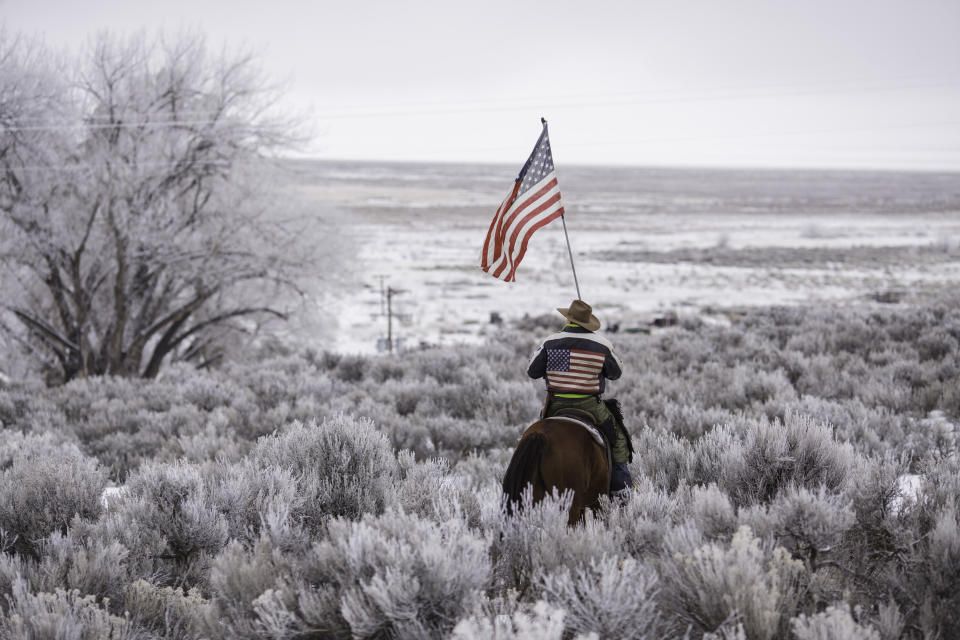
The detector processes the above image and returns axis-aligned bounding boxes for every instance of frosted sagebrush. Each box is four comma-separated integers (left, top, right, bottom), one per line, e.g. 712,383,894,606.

452,600,598,640
294,508,490,639
688,483,738,541
493,489,619,596
604,477,684,557
791,604,881,640
0,578,137,640
725,413,852,506
207,539,292,640
393,451,483,527
252,416,398,524
0,436,105,558
122,579,211,640
205,461,304,548
119,460,228,588
660,525,805,640
765,485,855,569
27,532,129,606
537,555,664,640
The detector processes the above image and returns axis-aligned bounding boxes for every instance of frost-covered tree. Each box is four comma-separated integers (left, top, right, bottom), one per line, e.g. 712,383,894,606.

0,30,309,382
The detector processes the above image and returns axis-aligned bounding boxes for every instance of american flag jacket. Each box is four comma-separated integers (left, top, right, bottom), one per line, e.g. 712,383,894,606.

526,325,623,395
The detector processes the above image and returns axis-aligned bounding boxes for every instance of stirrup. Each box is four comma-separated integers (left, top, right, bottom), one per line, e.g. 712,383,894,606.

610,487,632,503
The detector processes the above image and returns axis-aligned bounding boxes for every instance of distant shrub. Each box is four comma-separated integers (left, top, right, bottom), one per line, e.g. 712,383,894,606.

0,579,136,639
206,460,304,547
632,429,690,493
206,539,291,640
334,355,368,382
916,327,959,362
28,532,130,606
0,430,79,469
0,435,105,558
842,454,906,579
605,477,684,557
724,414,852,506
369,357,406,383
251,416,398,524
764,485,855,571
122,460,228,585
791,603,880,640
664,403,737,440
687,425,746,489
176,418,249,464
903,411,957,464
689,483,738,541
393,452,483,527
122,579,211,640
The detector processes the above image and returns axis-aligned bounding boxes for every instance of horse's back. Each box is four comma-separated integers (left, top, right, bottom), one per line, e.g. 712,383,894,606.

504,417,610,524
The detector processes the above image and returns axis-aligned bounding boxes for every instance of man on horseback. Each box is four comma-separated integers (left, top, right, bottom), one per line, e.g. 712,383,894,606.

527,299,634,499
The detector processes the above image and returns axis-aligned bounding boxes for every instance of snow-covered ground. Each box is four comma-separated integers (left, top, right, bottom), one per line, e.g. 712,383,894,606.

284,161,960,353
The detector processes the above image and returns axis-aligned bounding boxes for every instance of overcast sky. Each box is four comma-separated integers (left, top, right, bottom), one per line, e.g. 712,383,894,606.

4,0,960,170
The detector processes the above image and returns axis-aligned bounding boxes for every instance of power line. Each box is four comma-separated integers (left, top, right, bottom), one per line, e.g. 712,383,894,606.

305,81,960,121
3,79,958,132
1,118,239,133
307,73,958,113
3,159,232,172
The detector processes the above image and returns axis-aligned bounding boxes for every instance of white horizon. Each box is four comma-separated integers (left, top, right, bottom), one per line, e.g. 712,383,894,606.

5,0,960,172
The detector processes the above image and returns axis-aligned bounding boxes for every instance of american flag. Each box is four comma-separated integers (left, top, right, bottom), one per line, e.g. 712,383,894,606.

480,121,565,282
545,348,604,393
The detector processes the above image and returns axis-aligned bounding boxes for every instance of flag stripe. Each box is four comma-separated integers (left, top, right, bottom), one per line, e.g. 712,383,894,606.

480,123,564,282
489,176,560,278
484,176,556,275
548,373,601,382
504,201,565,281
488,181,520,269
571,350,605,361
481,193,509,270
549,373,597,383
569,366,602,375
490,180,561,278
547,382,600,392
550,367,599,377
499,175,559,237
493,198,562,280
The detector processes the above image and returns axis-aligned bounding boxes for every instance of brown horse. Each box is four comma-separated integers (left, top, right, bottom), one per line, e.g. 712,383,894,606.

501,417,611,525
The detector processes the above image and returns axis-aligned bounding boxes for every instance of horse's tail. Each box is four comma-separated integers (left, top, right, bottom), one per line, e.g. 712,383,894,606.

502,432,548,515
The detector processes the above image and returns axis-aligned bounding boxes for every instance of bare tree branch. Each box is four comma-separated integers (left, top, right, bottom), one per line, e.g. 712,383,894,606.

0,30,313,382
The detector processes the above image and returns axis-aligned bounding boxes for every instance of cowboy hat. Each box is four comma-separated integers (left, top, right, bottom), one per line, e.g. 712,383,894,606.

556,299,601,331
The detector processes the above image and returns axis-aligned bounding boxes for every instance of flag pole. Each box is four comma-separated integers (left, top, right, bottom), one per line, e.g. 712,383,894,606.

542,117,582,301
560,213,581,300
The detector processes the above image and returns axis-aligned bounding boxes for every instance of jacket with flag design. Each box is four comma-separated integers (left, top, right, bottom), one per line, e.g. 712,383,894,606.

526,325,623,396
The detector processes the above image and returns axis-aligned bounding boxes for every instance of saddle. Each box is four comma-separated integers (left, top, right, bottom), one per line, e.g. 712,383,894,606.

544,395,634,457
551,409,607,447
550,408,614,484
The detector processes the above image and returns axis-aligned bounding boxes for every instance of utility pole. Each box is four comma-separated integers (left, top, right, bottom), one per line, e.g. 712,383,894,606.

386,286,406,353
377,275,386,316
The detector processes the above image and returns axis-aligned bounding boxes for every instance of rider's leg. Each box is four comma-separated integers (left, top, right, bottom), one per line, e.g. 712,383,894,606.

609,423,633,499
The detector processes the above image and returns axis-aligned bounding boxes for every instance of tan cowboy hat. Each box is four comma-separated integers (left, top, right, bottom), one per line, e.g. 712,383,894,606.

556,299,601,331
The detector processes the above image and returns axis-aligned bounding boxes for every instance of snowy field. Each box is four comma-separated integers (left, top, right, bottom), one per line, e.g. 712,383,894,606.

283,160,960,353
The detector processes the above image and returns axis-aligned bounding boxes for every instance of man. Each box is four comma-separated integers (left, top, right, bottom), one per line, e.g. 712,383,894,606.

527,299,633,498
